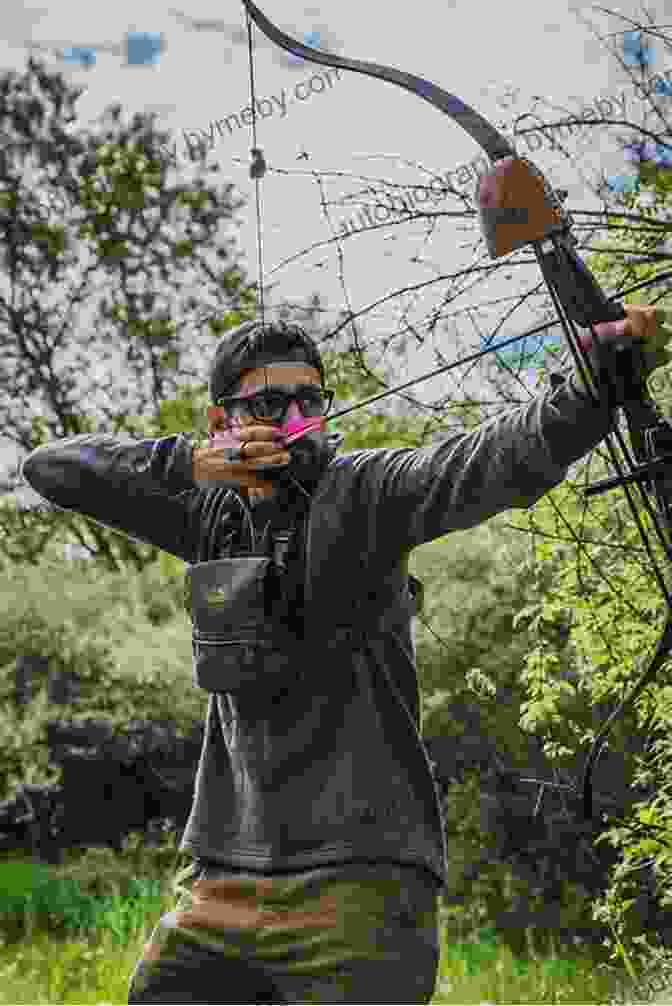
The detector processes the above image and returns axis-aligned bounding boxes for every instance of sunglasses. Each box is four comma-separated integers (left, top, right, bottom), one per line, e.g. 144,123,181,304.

217,385,335,423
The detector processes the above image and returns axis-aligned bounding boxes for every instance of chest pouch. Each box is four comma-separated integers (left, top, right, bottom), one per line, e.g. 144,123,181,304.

185,502,309,697
185,496,425,698
185,554,304,696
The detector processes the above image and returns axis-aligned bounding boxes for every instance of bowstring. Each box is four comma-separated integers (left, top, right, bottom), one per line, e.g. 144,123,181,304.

245,4,269,396
245,6,315,505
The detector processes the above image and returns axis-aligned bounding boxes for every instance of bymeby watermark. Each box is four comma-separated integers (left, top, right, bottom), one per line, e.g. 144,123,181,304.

334,76,671,369
158,65,343,165
337,70,672,237
337,89,637,237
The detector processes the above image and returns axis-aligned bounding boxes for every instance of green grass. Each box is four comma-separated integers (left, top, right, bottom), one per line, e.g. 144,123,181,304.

0,842,653,1005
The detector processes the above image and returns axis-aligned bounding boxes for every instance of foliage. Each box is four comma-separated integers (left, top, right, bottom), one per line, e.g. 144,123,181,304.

0,59,254,572
579,175,672,995
0,840,639,1006
0,548,206,803
410,513,539,753
407,517,616,957
510,476,663,753
509,415,672,989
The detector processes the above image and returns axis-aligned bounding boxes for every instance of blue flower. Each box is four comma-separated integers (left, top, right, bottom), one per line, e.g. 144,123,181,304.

125,32,163,66
622,30,651,68
606,175,639,194
60,47,96,68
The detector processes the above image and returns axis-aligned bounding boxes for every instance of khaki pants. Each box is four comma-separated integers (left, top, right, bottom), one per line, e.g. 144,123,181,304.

127,859,440,1004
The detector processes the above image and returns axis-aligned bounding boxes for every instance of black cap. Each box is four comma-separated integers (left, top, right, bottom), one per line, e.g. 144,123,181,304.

209,320,325,404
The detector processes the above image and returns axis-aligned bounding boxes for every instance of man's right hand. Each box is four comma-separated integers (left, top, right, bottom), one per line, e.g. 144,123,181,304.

192,423,291,495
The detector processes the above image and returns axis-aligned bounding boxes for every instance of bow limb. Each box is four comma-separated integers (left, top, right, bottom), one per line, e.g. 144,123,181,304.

242,0,514,163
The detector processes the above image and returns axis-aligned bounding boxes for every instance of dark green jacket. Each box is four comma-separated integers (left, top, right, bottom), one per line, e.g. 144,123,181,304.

20,374,613,890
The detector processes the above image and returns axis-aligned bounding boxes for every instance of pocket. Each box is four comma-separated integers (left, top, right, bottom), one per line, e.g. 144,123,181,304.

191,633,298,694
187,556,299,695
337,866,440,952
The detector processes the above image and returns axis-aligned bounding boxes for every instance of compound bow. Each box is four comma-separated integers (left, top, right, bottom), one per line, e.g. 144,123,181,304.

241,0,672,823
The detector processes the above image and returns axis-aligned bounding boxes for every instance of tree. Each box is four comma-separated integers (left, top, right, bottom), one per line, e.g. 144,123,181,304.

0,59,255,572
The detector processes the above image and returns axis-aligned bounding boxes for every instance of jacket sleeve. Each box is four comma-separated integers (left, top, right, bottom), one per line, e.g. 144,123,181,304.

349,374,618,553
20,432,211,562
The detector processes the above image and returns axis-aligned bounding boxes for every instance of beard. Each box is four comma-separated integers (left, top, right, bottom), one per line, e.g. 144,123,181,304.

259,429,337,500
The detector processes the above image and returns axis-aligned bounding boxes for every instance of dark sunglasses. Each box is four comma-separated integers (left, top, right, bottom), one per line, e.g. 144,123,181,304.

217,385,334,423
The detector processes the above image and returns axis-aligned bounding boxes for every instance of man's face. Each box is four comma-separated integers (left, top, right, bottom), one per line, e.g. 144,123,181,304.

207,362,323,434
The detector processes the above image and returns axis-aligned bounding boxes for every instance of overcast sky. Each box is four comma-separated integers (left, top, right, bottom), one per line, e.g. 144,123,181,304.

1,0,669,505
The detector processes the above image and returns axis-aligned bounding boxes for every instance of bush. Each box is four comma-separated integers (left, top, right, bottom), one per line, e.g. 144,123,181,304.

0,550,207,803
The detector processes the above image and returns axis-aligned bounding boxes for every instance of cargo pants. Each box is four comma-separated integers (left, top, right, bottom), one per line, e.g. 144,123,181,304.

127,858,440,1004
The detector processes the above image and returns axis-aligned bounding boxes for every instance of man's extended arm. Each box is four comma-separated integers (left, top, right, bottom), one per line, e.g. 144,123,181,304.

344,372,617,556
22,432,209,561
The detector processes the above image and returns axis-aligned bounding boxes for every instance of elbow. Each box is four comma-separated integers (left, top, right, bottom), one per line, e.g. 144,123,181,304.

20,446,48,496
20,442,77,508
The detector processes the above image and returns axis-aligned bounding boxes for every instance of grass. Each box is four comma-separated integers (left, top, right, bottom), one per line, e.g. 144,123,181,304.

0,839,658,1005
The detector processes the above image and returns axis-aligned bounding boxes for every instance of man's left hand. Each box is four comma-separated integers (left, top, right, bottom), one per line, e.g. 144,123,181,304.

574,305,672,397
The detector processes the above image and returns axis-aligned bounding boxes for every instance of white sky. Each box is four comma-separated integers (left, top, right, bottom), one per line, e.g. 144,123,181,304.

1,0,670,505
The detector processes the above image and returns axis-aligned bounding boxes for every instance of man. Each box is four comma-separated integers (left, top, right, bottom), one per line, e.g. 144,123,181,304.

21,311,669,1004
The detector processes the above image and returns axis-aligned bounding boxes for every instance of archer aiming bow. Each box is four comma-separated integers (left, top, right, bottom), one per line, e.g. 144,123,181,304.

240,0,672,823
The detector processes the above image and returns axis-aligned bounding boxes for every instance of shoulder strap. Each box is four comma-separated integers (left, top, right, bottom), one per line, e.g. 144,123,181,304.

197,490,424,633
198,489,254,563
